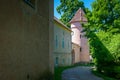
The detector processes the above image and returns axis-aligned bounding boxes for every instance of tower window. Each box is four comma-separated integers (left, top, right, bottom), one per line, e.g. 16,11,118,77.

24,0,35,8
80,34,82,38
80,47,82,52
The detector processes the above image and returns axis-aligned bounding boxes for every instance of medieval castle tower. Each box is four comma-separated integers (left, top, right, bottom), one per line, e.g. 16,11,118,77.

70,8,90,63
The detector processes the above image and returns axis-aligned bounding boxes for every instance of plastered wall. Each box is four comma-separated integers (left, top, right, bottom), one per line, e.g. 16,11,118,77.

0,0,53,80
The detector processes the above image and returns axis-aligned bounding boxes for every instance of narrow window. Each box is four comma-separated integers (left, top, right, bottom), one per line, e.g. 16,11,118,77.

62,59,65,64
63,31,64,36
80,47,82,52
56,35,58,48
55,57,59,66
80,34,82,38
62,38,64,48
24,0,35,8
68,41,69,48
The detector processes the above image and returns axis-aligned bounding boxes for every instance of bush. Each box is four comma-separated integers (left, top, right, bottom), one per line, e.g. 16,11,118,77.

54,66,73,80
92,69,117,80
38,70,54,80
89,32,120,79
114,66,120,79
98,66,120,79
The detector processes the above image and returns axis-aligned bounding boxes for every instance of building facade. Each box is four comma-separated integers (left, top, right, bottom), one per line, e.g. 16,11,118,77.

70,8,90,63
0,0,54,80
54,17,72,66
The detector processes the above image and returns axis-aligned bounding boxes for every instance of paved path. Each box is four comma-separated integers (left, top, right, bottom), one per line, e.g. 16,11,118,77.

62,66,103,80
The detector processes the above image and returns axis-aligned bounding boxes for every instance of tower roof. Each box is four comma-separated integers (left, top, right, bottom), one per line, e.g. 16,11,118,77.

69,8,87,23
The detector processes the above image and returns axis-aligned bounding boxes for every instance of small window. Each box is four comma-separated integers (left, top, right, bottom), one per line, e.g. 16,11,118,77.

63,31,64,36
80,34,82,38
56,35,58,48
55,57,59,66
24,0,35,8
62,38,64,48
80,47,82,52
68,41,69,48
62,59,65,64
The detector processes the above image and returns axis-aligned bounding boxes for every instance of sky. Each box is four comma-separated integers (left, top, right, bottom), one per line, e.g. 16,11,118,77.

54,0,94,19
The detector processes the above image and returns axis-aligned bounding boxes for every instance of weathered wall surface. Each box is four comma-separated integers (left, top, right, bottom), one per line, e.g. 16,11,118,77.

0,0,53,80
72,43,81,63
54,23,71,53
54,53,71,66
53,21,72,66
80,36,90,62
79,23,90,63
71,22,81,46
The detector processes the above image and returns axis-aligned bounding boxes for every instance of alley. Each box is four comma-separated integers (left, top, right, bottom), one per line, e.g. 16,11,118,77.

62,66,103,80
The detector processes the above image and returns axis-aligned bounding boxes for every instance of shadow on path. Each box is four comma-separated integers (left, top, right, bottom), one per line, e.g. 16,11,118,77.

62,66,103,80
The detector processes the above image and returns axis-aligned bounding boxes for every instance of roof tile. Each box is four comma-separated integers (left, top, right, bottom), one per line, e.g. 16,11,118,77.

69,8,87,23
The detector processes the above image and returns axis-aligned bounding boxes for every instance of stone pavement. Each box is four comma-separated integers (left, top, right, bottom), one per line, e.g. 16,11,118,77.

62,66,103,80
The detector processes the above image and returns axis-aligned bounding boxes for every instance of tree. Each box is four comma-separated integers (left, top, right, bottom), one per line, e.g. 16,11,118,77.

91,0,120,32
56,0,85,27
84,0,120,78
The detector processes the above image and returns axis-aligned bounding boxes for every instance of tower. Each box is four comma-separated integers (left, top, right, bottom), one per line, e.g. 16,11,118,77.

70,8,90,63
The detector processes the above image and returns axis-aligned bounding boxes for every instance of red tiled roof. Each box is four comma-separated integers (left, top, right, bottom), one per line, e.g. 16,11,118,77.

69,8,87,23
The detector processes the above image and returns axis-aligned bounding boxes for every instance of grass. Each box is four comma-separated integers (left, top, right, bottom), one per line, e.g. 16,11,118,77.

54,66,74,80
92,69,117,80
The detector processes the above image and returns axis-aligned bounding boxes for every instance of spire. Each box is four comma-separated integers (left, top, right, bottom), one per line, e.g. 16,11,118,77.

69,8,87,23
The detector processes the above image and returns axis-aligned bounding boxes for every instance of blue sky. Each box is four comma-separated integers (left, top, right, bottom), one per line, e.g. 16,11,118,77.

54,0,94,19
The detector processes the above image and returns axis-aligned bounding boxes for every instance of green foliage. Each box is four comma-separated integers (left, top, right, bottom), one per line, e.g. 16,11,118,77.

54,66,76,80
38,70,53,80
91,0,120,32
88,32,115,72
56,0,85,27
114,66,120,79
54,67,63,80
87,30,120,79
107,34,120,63
83,0,120,79
92,69,117,80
